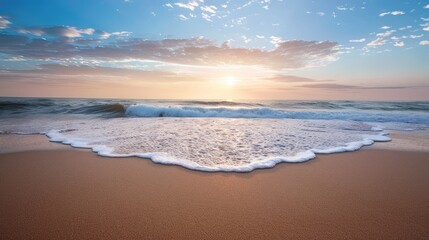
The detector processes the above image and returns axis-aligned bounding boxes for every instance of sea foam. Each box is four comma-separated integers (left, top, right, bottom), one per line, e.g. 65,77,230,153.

15,117,392,172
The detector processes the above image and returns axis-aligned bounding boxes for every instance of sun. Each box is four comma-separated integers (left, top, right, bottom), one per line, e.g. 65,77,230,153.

224,76,237,86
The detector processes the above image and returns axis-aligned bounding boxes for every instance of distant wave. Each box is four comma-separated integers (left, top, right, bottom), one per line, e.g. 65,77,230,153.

185,100,264,107
125,104,429,124
0,99,55,109
0,98,126,117
272,101,429,112
70,103,126,117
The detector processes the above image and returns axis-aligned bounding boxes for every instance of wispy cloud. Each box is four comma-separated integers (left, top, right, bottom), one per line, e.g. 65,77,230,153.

376,30,396,38
232,17,247,25
367,38,387,47
0,16,11,29
200,5,217,14
410,34,423,39
393,41,404,47
298,83,409,90
420,40,429,45
398,26,412,31
263,75,331,83
174,1,200,11
241,35,251,44
379,11,405,17
18,26,95,38
179,14,189,20
336,6,354,11
366,29,398,47
349,38,366,43
0,64,202,83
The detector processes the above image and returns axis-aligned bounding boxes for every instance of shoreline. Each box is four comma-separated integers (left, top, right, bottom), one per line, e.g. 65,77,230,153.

1,134,429,239
2,129,428,172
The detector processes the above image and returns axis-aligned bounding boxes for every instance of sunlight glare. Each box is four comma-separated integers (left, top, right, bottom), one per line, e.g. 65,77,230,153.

225,76,237,86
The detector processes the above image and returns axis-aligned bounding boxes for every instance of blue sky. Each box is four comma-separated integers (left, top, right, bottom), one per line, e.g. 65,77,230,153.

0,0,428,100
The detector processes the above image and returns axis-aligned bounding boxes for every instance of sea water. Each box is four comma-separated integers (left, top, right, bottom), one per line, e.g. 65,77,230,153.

1,98,428,172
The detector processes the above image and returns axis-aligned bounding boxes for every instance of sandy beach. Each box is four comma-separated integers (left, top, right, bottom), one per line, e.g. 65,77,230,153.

1,134,429,239
2,0,429,238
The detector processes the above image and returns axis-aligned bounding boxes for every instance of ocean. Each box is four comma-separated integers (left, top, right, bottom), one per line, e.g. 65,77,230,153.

1,97,428,172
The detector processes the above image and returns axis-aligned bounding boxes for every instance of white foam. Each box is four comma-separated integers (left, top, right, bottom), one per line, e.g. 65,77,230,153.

32,118,392,172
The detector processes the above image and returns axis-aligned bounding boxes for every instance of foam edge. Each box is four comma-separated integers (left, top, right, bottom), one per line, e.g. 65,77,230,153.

43,129,392,173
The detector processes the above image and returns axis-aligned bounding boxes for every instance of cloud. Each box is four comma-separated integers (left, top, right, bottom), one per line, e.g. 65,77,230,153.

241,35,251,44
201,13,213,22
0,30,339,70
424,4,429,9
0,64,201,83
200,5,217,14
367,38,387,46
379,11,405,17
232,17,246,25
269,36,283,46
349,38,366,43
18,26,95,38
0,16,11,29
298,83,409,90
420,40,429,45
410,34,423,39
367,29,399,47
164,3,173,8
110,31,132,37
380,26,391,30
398,26,412,31
263,75,331,83
179,14,189,20
390,11,405,15
174,1,199,11
376,30,396,38
393,41,404,47
95,31,131,39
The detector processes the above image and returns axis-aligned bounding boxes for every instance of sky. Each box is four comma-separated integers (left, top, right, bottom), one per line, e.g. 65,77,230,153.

0,0,428,100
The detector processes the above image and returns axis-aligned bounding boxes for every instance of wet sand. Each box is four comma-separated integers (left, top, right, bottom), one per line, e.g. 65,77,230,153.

1,135,429,239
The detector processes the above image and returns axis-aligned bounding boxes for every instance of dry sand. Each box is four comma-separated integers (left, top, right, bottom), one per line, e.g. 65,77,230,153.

1,135,429,239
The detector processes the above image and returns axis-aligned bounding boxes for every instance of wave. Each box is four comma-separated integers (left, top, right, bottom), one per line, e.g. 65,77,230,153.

0,98,55,109
45,129,391,172
69,103,126,117
0,98,126,117
184,100,264,107
125,104,429,124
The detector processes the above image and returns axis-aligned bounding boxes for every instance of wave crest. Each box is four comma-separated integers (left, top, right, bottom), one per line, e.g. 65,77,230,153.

125,104,429,124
